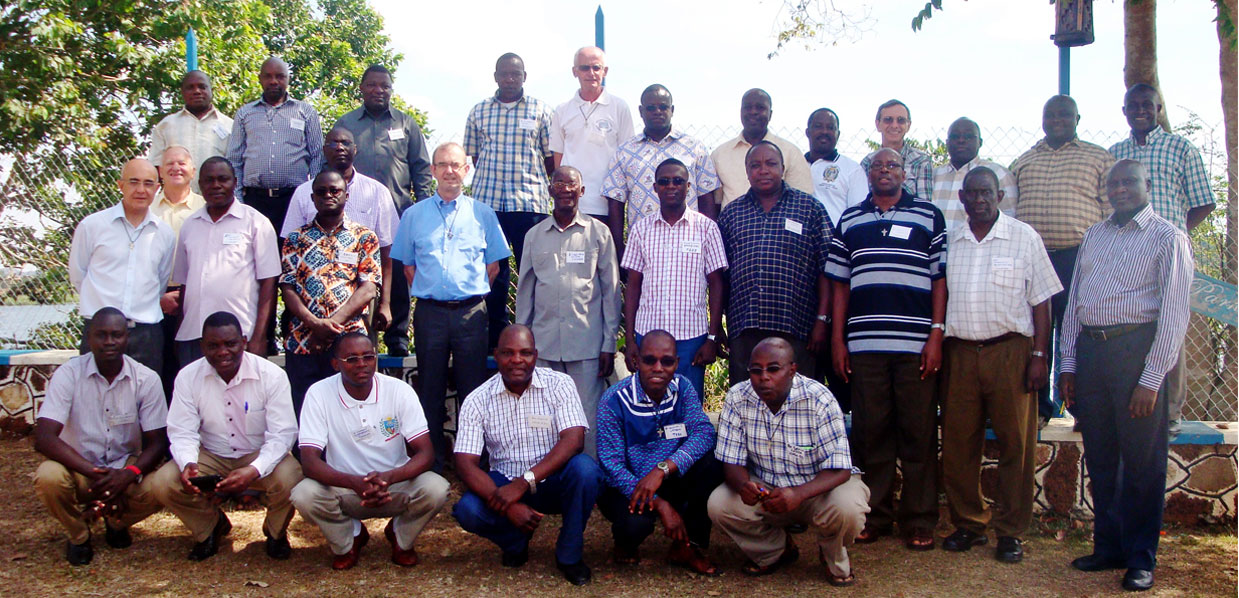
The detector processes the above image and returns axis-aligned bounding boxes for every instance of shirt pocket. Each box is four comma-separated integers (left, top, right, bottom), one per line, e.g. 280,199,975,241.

785,440,824,475
992,260,1025,290
245,409,267,436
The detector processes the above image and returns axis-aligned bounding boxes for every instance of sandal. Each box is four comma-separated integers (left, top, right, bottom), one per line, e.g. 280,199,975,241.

668,541,719,576
855,524,891,544
741,537,799,576
827,570,857,587
905,529,935,551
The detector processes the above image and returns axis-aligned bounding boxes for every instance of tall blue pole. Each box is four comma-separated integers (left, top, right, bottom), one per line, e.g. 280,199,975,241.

1058,46,1070,95
595,6,604,50
186,28,198,72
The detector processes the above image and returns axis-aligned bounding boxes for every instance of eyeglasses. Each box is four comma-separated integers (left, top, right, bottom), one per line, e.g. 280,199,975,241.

747,363,788,376
880,116,910,125
325,139,354,148
339,353,377,365
434,162,467,171
640,355,677,367
655,176,687,186
871,161,904,171
123,178,160,189
575,64,605,73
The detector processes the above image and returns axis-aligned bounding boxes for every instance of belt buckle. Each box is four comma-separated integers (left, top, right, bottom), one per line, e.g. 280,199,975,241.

267,188,280,197
1089,328,1108,341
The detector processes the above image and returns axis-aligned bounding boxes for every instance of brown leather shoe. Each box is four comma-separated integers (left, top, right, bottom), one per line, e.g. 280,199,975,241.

385,520,419,567
331,525,369,570
667,541,719,576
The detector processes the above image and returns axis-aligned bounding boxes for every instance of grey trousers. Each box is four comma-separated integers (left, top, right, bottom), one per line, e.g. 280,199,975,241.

537,358,607,456
413,298,490,472
290,472,450,555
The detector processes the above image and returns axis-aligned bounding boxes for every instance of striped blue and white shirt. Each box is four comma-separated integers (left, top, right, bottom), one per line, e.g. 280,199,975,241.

1059,205,1193,390
826,190,947,354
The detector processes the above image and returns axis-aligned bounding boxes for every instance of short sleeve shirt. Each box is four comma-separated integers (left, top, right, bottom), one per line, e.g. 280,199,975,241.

298,373,429,475
1108,127,1214,231
620,210,728,339
1010,137,1115,250
549,91,635,216
600,129,720,226
280,218,382,354
389,194,511,301
463,95,554,213
280,172,399,247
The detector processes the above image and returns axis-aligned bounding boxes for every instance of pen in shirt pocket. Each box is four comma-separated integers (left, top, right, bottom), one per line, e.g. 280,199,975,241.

244,402,249,413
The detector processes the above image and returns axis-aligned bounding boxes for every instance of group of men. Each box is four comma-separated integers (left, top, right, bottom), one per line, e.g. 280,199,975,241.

45,45,1209,592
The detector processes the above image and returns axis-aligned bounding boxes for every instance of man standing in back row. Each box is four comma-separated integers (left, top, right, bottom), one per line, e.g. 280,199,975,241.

149,70,232,192
859,99,934,200
711,89,813,211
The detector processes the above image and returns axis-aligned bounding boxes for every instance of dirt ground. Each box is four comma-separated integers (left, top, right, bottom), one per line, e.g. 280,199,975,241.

0,436,1234,598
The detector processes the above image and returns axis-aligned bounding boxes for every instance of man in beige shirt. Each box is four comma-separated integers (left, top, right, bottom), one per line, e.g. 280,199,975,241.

148,71,232,192
515,166,620,456
710,89,812,210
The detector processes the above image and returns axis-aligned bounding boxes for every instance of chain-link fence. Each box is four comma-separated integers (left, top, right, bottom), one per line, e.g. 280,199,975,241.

1,123,1234,421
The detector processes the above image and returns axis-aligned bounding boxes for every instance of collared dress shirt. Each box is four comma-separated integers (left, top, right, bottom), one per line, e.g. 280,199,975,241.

943,213,1062,341
711,132,813,207
826,190,946,354
596,374,715,498
455,368,589,480
1011,137,1115,250
168,352,298,478
715,374,855,488
620,209,728,339
1109,126,1214,231
930,157,1019,231
172,200,281,341
152,191,205,285
334,106,434,210
860,145,935,200
514,211,620,360
148,106,234,191
1059,205,1193,390
717,184,832,338
389,194,511,301
601,128,720,226
69,203,176,324
463,94,554,213
279,171,399,247
226,96,324,192
549,90,635,216
280,217,382,354
808,152,870,226
37,354,168,469
298,372,429,475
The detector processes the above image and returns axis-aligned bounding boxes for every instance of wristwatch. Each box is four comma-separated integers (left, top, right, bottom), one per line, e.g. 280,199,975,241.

816,314,830,323
706,334,718,343
655,461,672,476
1031,350,1048,358
522,470,538,494
930,323,946,331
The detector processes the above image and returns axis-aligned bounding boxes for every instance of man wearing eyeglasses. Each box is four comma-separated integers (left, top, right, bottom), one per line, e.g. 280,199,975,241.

930,118,1018,232
859,99,934,200
622,159,728,398
390,142,511,473
291,333,449,570
279,168,383,416
515,166,620,456
549,47,634,228
69,157,177,374
709,337,869,586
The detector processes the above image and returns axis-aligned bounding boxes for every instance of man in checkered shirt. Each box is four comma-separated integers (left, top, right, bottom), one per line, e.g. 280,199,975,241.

708,337,869,586
939,167,1061,563
451,325,603,586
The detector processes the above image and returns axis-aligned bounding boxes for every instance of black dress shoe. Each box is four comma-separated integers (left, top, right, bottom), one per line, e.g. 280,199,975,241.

387,344,409,357
66,540,93,566
942,529,988,552
501,548,528,567
995,536,1023,563
1122,568,1154,591
188,511,231,561
104,522,132,549
265,532,292,560
557,560,593,585
1071,553,1125,572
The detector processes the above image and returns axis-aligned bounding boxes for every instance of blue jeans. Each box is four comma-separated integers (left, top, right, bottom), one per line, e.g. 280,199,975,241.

635,333,706,398
452,454,602,564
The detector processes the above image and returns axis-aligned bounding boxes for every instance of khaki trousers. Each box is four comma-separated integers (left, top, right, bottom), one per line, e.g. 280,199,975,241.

941,335,1037,537
150,450,303,542
34,458,162,544
290,472,450,555
707,475,870,577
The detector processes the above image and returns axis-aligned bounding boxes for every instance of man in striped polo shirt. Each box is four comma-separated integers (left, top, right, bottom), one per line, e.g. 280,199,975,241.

827,148,947,551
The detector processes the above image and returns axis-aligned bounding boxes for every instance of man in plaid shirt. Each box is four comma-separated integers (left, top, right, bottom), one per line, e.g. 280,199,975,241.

708,337,869,586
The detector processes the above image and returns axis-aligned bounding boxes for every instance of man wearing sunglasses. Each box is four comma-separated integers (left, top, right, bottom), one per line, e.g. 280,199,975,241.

291,333,449,570
859,99,933,200
709,337,868,586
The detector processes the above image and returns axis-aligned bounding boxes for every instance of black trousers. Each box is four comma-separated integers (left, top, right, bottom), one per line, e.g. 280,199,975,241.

487,211,546,350
242,186,296,351
597,453,724,549
1040,245,1078,419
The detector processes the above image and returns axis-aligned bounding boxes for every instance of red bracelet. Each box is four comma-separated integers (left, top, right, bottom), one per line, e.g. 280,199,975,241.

125,465,142,477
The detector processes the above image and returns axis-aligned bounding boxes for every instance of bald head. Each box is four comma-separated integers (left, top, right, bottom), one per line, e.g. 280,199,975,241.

639,329,676,353
498,323,534,348
181,70,213,114
741,88,773,137
750,337,794,366
118,158,159,211
1042,95,1080,146
259,57,290,104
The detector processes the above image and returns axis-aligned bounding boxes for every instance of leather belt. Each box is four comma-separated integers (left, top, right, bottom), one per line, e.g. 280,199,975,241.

950,331,1024,349
1083,323,1150,342
244,186,296,197
417,295,485,309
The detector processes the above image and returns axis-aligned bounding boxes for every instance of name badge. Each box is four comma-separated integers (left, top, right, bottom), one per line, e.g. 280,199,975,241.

107,412,136,427
289,117,306,131
680,241,702,254
787,444,812,459
338,251,359,265
518,118,537,131
352,426,373,442
888,225,912,240
662,423,687,439
528,414,553,430
566,250,586,264
784,219,803,235
387,128,405,141
213,125,229,140
222,232,244,245
992,257,1014,271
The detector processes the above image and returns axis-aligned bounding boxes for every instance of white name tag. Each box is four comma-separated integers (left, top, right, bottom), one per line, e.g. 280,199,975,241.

107,412,136,426
787,444,812,459
338,251,359,265
289,117,306,131
528,414,553,429
518,118,537,131
662,423,687,439
213,125,229,140
566,250,586,264
222,232,244,245
784,218,803,235
888,225,912,240
680,241,702,254
352,426,373,442
992,257,1015,271
387,128,405,141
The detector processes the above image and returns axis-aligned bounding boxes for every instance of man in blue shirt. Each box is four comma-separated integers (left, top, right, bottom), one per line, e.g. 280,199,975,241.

390,142,511,473
595,330,722,575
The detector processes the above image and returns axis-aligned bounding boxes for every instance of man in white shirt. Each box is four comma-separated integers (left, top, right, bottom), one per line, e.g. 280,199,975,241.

148,70,233,192
153,145,205,395
804,108,868,226
150,311,302,561
549,46,635,226
69,157,176,374
33,308,169,565
710,89,813,210
930,118,1018,231
291,333,449,570
451,324,603,585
